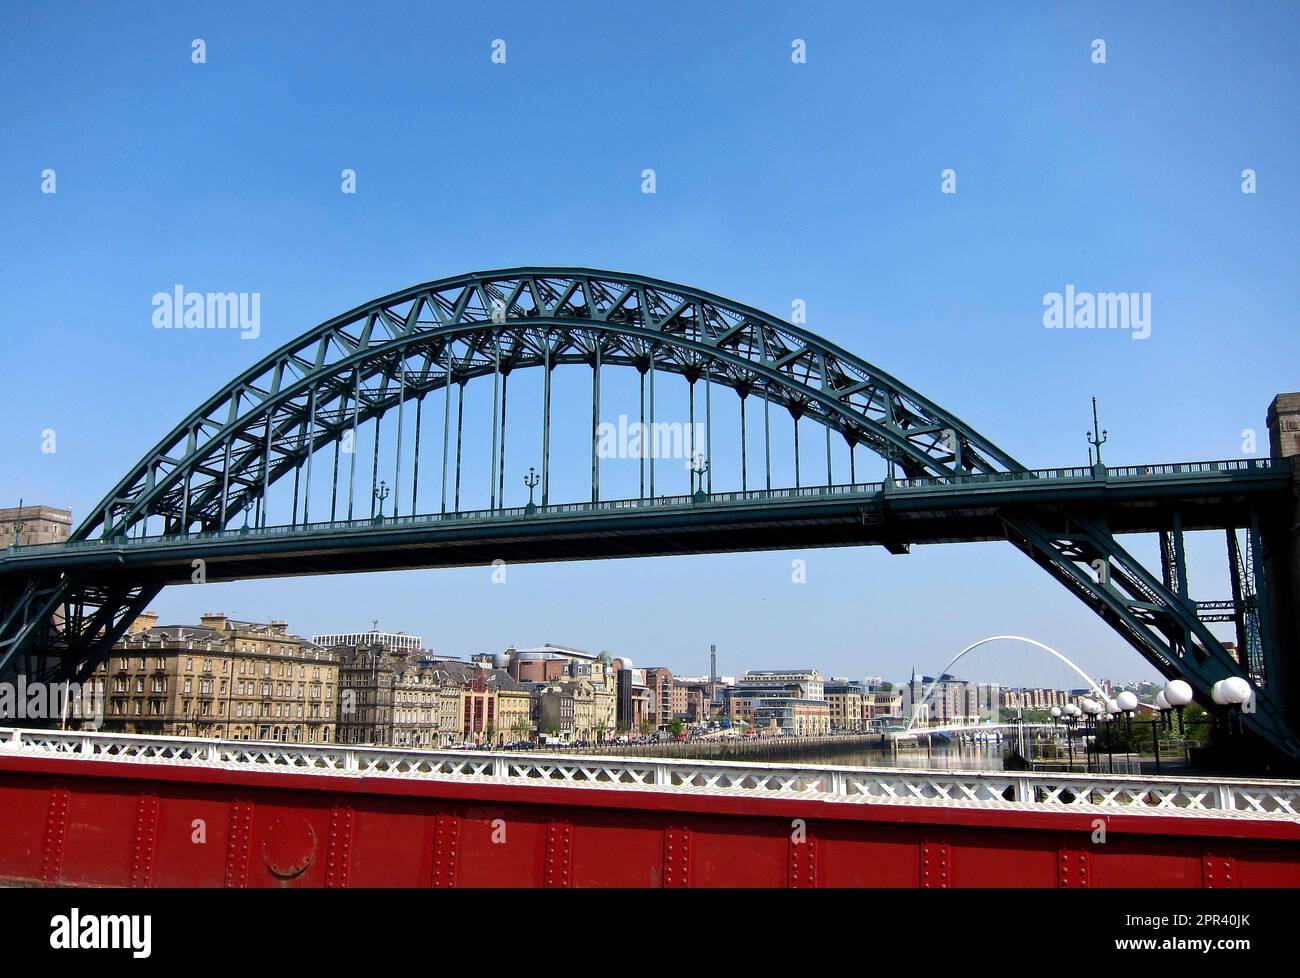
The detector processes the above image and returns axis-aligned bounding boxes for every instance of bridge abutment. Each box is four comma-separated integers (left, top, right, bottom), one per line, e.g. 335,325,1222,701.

1265,393,1300,726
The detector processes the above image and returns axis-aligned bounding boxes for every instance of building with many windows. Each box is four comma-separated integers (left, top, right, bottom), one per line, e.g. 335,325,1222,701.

312,625,424,657
726,668,830,736
99,612,338,743
824,678,866,732
0,503,72,548
426,660,531,746
644,666,675,730
333,642,443,748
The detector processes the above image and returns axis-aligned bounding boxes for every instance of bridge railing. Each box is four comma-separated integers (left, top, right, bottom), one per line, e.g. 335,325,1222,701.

3,457,1288,557
2,727,1297,822
892,456,1285,490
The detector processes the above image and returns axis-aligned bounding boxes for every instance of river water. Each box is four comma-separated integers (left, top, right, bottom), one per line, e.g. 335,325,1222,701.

721,740,1011,771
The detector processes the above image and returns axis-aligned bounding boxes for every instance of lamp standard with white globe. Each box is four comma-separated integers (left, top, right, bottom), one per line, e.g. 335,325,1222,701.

1164,679,1193,743
1211,676,1254,738
1151,690,1172,774
1115,690,1139,771
1078,698,1104,772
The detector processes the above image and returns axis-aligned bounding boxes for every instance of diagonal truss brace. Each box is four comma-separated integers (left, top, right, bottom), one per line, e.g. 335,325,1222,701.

1002,512,1299,759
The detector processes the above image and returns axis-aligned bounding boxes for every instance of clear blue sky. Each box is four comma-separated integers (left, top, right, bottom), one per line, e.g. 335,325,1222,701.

2,2,1296,686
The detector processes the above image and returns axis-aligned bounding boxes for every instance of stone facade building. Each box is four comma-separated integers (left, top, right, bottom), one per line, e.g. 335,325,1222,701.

334,643,443,748
0,504,72,548
99,612,339,743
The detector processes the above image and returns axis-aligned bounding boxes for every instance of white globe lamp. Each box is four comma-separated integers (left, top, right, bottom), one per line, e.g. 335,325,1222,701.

1164,680,1193,708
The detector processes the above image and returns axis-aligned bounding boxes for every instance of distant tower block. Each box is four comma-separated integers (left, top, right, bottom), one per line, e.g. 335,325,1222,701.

709,644,717,685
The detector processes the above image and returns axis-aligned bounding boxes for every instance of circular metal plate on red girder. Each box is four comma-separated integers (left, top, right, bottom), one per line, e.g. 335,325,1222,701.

262,814,317,879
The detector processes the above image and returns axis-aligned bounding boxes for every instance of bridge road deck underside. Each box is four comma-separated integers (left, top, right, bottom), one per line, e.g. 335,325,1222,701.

0,473,1286,584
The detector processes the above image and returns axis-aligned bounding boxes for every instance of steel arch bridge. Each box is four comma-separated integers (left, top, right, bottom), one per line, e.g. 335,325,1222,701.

903,635,1109,732
0,268,1295,757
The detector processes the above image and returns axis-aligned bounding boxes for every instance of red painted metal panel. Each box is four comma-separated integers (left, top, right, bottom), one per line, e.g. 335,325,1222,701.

0,774,56,884
689,815,790,888
818,821,920,887
61,785,141,887
1234,843,1300,887
1085,836,1204,888
943,827,1057,887
450,808,549,888
568,815,663,888
1,754,1298,888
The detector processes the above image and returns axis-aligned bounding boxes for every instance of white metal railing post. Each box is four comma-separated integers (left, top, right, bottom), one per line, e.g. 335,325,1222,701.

1014,776,1032,804
1218,784,1235,811
654,762,670,787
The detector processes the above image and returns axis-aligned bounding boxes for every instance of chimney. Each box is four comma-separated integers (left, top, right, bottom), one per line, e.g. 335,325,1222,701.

128,611,159,634
199,612,229,631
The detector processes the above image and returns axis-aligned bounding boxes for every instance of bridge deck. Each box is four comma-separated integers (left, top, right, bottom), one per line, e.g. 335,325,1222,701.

1,729,1297,887
1,458,1287,583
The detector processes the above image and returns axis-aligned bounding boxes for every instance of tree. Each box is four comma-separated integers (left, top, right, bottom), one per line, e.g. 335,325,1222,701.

667,718,684,737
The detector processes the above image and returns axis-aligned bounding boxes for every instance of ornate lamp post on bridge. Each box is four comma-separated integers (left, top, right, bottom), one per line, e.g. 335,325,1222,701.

1086,395,1108,473
523,466,540,515
373,481,391,524
690,453,710,502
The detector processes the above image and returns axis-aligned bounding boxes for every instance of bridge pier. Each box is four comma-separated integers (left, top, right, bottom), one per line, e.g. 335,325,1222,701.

1265,394,1300,731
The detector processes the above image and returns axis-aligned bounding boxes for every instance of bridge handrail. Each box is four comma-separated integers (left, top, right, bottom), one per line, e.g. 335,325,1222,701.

1,456,1287,558
1,727,1296,821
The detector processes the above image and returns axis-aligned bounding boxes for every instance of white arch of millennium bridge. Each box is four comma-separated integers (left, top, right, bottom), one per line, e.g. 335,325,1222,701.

902,635,1110,733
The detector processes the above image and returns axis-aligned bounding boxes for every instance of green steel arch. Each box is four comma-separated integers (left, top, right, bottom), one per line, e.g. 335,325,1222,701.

2,268,1293,759
76,267,1027,542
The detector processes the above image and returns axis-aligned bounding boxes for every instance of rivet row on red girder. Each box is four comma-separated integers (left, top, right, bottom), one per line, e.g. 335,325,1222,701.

225,800,253,888
789,837,817,888
130,794,160,888
41,788,70,884
663,826,691,888
545,821,571,888
326,806,353,888
920,841,950,888
432,813,460,888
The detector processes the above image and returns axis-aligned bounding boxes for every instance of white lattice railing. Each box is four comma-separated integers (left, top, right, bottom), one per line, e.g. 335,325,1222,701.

2,727,1297,822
